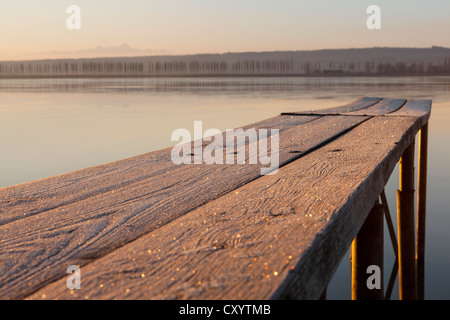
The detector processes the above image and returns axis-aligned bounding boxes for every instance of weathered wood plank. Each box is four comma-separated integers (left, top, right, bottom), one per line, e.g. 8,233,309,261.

0,114,317,226
283,98,407,117
346,98,406,116
27,116,423,300
0,115,369,299
281,97,381,115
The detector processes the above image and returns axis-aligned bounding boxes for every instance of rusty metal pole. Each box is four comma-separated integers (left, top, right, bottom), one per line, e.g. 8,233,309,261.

416,123,428,300
397,141,417,300
351,200,384,300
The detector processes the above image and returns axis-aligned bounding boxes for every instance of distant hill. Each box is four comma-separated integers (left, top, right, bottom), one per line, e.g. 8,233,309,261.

22,44,168,60
1,46,450,77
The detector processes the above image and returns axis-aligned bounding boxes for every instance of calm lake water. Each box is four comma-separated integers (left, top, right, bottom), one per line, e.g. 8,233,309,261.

1,76,449,299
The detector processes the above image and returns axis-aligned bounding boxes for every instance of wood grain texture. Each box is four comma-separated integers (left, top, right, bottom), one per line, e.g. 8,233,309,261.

386,99,432,127
283,98,408,117
0,114,315,227
281,97,381,115
0,115,369,299
27,116,424,300
346,98,406,116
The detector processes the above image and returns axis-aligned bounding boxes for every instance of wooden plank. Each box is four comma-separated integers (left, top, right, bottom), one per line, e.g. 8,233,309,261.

26,116,424,300
281,97,381,115
346,98,406,116
0,114,317,227
283,98,407,117
386,99,432,126
0,115,369,299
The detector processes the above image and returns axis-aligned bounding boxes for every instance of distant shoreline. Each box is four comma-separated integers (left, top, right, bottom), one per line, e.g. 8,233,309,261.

2,73,450,79
1,47,450,78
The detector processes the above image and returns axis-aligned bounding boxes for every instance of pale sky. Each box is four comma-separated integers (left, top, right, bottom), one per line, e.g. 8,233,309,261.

1,0,449,61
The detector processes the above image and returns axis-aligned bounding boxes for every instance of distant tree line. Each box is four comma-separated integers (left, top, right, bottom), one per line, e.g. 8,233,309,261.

304,58,450,76
1,57,450,77
0,59,294,77
0,61,145,76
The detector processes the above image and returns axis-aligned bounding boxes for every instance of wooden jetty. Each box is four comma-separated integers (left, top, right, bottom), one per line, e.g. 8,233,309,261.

0,97,431,300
